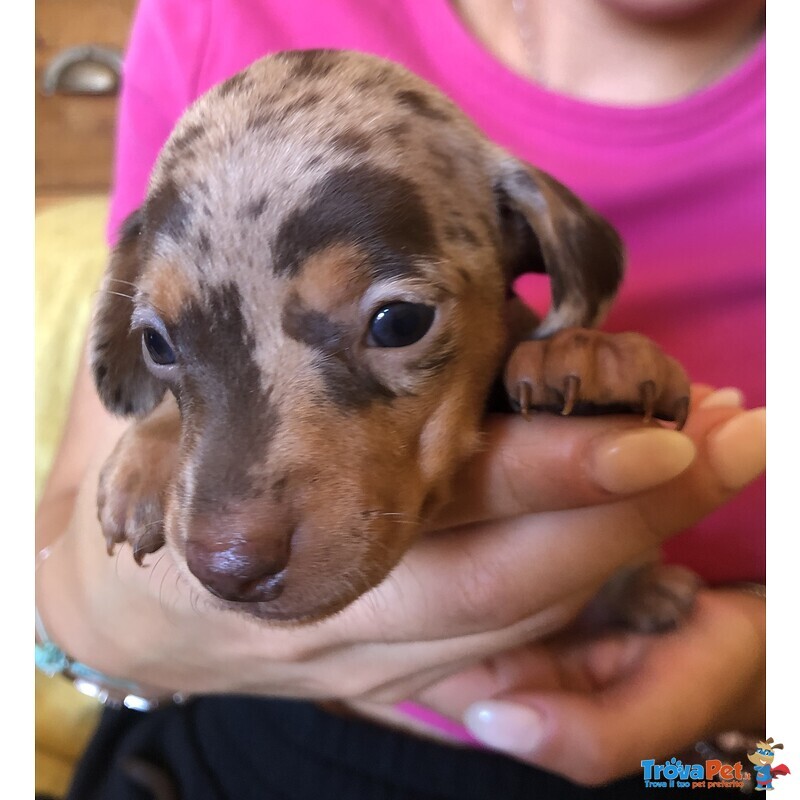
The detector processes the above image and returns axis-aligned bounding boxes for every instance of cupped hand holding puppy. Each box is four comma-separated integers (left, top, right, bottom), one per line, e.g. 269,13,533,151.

36,366,764,761
415,586,765,786
395,387,766,785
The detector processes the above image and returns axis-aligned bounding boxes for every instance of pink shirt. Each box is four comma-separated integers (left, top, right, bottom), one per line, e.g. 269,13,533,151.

109,0,765,585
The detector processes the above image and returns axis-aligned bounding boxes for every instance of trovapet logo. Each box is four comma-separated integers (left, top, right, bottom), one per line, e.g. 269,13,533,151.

641,737,792,791
746,738,792,792
640,757,745,790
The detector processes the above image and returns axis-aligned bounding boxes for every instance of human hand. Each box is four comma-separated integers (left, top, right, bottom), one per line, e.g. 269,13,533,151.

416,587,764,787
376,387,767,783
36,374,763,708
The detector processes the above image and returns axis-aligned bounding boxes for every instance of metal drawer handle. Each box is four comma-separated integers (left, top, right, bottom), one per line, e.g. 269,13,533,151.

41,45,123,96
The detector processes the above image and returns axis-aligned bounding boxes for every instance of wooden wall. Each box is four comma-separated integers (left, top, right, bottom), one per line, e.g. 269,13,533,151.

35,0,137,195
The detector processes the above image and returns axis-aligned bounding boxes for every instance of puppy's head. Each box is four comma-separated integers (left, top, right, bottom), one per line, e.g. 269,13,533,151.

91,51,622,621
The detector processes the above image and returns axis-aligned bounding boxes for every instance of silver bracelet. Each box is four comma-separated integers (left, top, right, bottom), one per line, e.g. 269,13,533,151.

35,605,186,711
35,544,186,711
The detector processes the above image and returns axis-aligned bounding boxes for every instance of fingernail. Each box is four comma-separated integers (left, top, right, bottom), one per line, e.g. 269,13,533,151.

707,408,766,490
698,387,745,410
464,700,544,755
591,429,696,494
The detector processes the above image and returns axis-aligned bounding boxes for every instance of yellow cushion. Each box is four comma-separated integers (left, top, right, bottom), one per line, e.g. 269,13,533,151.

35,195,110,500
36,195,109,796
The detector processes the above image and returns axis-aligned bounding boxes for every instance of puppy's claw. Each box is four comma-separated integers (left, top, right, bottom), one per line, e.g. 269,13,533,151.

503,332,690,427
585,562,702,634
516,381,533,417
674,396,689,431
131,531,166,566
640,380,656,424
102,526,125,557
561,375,580,416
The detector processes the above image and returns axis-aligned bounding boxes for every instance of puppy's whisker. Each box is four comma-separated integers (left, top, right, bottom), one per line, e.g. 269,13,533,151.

154,560,190,623
189,586,202,616
147,552,168,590
98,289,135,301
171,571,186,610
113,546,124,579
360,509,422,526
157,561,175,619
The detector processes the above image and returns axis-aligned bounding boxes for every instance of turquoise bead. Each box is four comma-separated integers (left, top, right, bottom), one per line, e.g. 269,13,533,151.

35,641,69,676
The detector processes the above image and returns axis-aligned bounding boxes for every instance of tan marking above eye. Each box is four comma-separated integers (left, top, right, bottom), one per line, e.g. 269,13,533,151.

292,243,373,315
138,262,200,323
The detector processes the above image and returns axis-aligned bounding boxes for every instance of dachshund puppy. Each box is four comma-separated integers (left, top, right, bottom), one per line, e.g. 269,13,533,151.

91,50,694,626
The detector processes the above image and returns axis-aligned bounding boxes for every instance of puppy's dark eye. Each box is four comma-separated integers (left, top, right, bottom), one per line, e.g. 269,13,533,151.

369,303,435,348
143,328,176,365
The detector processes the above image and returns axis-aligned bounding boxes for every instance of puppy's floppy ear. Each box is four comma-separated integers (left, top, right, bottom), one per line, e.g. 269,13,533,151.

492,155,624,336
89,209,166,417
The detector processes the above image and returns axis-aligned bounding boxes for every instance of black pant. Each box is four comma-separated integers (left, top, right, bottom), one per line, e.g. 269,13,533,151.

67,696,716,799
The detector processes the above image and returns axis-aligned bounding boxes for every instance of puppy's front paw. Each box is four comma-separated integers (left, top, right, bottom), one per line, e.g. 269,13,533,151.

504,328,690,428
97,426,177,565
598,562,702,633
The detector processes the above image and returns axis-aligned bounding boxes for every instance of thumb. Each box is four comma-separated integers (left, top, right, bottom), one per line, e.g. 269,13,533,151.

462,594,763,786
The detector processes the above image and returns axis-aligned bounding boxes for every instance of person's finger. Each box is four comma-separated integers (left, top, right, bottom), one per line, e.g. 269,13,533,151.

461,591,765,786
310,588,594,702
413,630,639,713
434,415,696,529
434,384,741,530
629,404,765,541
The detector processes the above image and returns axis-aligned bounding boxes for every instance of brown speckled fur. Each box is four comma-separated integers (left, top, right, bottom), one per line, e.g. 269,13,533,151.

90,50,692,624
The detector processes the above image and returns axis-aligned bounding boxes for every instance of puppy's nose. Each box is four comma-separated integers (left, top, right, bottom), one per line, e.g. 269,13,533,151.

185,529,291,603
